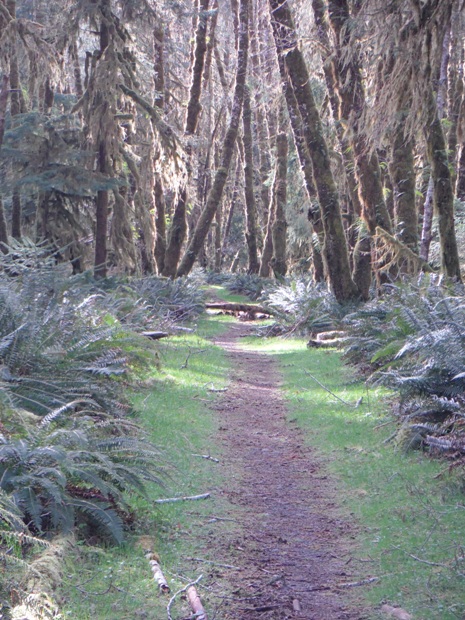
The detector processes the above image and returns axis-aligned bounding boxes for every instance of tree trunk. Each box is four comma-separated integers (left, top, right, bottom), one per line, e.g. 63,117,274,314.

269,0,358,302
177,0,249,277
242,86,260,274
390,126,418,258
327,0,392,237
0,73,9,251
271,132,288,277
419,175,434,262
93,1,111,279
163,0,210,277
94,141,109,278
259,187,275,277
154,175,167,273
153,22,165,109
425,85,461,281
223,154,241,250
8,0,21,240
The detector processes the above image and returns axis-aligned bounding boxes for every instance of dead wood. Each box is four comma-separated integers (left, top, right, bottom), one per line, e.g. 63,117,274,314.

205,302,271,314
145,553,170,593
187,585,208,620
155,492,211,504
142,331,170,340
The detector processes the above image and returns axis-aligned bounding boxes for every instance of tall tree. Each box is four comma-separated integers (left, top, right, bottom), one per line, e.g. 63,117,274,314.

268,0,358,302
162,0,211,277
177,0,250,277
242,85,260,274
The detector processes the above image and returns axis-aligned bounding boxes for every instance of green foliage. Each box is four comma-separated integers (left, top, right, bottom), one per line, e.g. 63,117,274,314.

224,273,271,300
0,427,163,543
342,277,465,458
263,277,355,334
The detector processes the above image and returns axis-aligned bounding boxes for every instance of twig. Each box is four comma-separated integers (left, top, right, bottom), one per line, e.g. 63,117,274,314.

303,370,356,407
167,575,203,620
155,493,211,504
181,348,206,369
188,557,240,570
337,576,379,588
192,453,220,463
406,553,450,568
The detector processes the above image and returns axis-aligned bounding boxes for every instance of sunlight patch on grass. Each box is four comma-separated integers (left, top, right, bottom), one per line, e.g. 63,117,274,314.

241,335,465,620
61,320,238,620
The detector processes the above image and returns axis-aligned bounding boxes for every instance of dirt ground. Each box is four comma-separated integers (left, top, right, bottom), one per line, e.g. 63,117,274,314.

210,321,368,620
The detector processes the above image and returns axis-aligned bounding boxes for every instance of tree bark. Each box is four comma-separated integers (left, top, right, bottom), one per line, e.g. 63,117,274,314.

93,0,111,279
389,126,418,258
242,86,260,274
425,85,462,280
163,0,210,277
327,0,392,237
271,132,288,277
8,0,21,240
177,0,249,277
0,73,9,251
94,141,109,278
269,0,358,302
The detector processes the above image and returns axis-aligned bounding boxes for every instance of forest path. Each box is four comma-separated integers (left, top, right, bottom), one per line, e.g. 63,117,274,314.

210,320,366,620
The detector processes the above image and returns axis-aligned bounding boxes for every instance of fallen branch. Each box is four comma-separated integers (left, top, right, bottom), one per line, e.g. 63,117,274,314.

188,557,240,570
191,453,220,463
187,585,207,620
167,575,203,620
142,331,170,340
155,493,211,504
337,576,379,588
145,552,170,593
303,370,357,408
205,302,271,315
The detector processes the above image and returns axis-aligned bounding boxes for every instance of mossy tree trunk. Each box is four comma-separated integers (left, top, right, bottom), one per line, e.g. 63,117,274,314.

271,132,288,277
425,85,462,281
93,0,111,279
7,0,21,240
242,86,260,274
389,123,418,264
269,0,358,302
327,0,392,237
153,23,167,274
163,0,210,277
0,73,9,251
177,0,249,277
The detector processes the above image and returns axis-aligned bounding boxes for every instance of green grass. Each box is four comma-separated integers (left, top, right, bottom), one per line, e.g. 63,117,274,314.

240,334,465,620
59,296,465,620
203,284,250,304
61,319,239,620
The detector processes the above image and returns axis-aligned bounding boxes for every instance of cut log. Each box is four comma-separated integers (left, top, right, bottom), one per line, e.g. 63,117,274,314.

142,331,170,340
187,585,207,620
145,552,170,593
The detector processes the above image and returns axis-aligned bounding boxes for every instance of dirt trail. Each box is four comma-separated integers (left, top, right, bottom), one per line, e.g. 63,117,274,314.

211,321,366,620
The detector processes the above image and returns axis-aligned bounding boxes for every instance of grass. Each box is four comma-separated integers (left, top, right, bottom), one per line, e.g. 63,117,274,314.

239,333,465,620
61,316,239,620
59,294,465,620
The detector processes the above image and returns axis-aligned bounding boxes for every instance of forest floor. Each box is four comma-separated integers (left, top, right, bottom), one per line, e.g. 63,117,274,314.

206,320,366,620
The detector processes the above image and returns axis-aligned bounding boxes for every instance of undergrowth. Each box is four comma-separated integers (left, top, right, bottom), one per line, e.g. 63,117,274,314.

60,317,240,620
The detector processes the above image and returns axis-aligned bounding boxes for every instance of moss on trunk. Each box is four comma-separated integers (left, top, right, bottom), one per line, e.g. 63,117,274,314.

177,0,249,277
269,0,358,302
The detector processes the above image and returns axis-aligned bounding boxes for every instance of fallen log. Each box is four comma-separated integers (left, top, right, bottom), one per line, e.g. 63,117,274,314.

187,585,207,620
205,302,271,315
142,331,170,340
155,492,211,504
145,552,170,593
